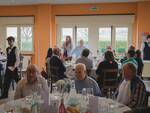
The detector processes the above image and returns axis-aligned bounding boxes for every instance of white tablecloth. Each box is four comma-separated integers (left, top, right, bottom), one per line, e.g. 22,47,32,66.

0,95,131,113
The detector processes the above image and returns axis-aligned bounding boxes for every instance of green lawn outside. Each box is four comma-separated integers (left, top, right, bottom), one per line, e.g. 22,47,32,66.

21,41,33,51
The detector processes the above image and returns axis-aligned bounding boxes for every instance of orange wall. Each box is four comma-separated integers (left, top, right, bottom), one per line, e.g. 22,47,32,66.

53,3,137,15
0,5,36,16
34,5,52,68
137,1,150,48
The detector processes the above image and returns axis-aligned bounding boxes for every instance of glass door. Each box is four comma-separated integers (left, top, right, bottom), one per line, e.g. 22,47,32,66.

99,27,112,53
57,25,89,48
6,26,18,47
57,25,74,48
115,27,128,54
76,27,88,48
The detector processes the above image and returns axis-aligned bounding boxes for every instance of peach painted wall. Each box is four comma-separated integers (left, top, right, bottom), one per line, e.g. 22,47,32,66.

0,5,36,16
34,5,51,69
137,1,150,48
53,3,137,15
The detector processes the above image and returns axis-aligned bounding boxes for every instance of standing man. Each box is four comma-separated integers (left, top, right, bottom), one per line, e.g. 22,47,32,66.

142,35,150,60
0,36,20,99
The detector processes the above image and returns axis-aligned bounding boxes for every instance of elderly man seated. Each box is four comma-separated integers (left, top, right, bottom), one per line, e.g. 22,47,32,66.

14,64,49,100
74,63,101,96
117,63,147,108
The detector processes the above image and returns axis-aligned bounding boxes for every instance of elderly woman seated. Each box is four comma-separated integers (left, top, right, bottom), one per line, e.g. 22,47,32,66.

74,63,101,96
14,64,49,100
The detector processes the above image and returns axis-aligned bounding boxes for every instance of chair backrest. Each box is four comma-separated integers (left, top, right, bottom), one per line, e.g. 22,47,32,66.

132,107,150,113
49,65,59,93
102,69,118,90
145,91,150,106
49,65,59,82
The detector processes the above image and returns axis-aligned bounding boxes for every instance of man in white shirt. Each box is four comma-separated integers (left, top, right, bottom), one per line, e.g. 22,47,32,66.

71,40,86,58
14,64,48,100
0,36,20,99
117,63,147,108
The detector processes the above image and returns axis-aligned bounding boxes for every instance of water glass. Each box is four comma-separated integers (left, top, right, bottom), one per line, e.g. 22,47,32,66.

82,88,87,96
108,103,116,113
86,88,94,96
81,88,89,105
99,102,109,113
52,86,60,96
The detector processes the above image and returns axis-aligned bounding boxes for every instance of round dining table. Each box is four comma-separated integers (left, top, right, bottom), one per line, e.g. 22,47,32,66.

0,92,131,113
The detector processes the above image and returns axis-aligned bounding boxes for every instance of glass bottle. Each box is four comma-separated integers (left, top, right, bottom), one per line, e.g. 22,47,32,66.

58,98,65,113
70,80,76,94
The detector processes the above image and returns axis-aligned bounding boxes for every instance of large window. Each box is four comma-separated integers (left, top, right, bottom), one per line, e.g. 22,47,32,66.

99,27,112,53
6,27,18,47
59,27,89,48
115,27,128,54
58,25,130,56
20,26,33,52
6,25,33,53
56,15,134,56
61,28,73,44
77,28,88,47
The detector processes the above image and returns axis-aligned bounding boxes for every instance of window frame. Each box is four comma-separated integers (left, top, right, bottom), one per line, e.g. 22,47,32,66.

4,24,34,54
56,15,134,56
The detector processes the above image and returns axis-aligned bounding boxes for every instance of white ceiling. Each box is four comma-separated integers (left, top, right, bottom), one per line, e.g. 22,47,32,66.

0,0,149,5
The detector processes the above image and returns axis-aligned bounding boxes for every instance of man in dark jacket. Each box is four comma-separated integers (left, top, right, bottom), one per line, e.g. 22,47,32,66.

49,47,66,80
142,35,150,60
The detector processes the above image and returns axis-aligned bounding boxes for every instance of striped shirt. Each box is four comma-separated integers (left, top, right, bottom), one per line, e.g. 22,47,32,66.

118,76,147,108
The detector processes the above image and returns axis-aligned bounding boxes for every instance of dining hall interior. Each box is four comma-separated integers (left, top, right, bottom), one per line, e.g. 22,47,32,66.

0,0,150,113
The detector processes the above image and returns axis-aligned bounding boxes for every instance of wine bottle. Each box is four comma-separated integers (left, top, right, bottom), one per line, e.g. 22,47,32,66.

58,98,65,113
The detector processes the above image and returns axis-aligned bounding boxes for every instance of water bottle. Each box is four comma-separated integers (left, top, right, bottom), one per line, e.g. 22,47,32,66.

31,93,39,113
70,80,76,94
107,88,111,99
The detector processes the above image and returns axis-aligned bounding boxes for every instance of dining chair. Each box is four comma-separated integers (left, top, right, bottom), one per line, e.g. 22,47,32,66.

131,107,150,113
49,66,59,93
102,69,119,97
